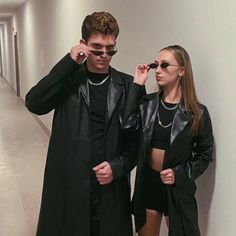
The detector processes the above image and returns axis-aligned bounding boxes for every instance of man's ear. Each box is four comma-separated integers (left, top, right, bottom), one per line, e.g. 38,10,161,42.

80,39,86,44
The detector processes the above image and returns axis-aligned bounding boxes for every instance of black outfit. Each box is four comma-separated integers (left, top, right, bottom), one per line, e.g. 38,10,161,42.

142,165,168,215
88,71,110,236
88,71,110,167
151,100,178,150
121,83,213,236
143,100,178,216
25,54,144,236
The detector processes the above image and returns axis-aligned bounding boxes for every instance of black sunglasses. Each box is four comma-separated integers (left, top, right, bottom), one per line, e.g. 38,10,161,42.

148,62,181,69
90,50,117,57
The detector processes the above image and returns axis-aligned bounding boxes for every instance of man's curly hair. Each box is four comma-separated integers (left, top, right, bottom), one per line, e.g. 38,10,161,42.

82,12,119,41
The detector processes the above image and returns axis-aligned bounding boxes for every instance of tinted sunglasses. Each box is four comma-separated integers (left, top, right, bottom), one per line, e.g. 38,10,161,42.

90,49,117,57
148,62,181,69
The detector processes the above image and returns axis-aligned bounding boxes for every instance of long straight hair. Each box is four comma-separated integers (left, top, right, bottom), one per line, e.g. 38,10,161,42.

160,45,201,135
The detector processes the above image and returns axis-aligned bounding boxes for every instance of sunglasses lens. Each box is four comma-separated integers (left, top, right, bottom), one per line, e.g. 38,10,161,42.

148,62,171,69
107,50,117,56
160,62,169,69
91,50,103,56
90,50,117,56
148,63,158,69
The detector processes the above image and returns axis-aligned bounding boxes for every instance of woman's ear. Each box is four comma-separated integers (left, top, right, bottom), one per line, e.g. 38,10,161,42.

179,67,185,77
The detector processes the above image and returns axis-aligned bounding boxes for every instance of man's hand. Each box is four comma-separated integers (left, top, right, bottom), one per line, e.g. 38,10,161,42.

70,42,90,64
93,161,114,185
160,168,175,185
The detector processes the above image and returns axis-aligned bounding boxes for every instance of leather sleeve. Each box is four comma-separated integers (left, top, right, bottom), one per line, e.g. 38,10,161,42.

108,128,141,179
188,106,214,180
110,82,146,179
25,53,81,115
120,82,146,130
174,106,214,182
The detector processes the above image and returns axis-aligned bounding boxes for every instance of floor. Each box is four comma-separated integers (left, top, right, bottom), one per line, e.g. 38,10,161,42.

0,77,49,236
0,76,169,236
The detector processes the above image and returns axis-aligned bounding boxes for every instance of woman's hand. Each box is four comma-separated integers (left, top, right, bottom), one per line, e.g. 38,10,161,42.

160,168,175,185
133,64,150,85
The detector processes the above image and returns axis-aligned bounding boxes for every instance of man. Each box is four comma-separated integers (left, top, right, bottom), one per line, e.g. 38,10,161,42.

25,12,142,236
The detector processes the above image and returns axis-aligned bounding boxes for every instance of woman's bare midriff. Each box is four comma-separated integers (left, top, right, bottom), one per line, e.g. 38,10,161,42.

149,148,165,172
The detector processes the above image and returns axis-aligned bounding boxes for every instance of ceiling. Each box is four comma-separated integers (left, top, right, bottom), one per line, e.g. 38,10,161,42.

0,0,26,18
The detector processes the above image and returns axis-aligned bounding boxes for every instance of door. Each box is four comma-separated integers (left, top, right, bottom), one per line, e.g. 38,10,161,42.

0,39,3,77
14,32,20,97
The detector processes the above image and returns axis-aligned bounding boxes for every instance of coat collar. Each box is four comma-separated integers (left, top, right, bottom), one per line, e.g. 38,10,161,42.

77,65,125,121
107,67,124,121
77,65,89,105
170,98,190,145
158,92,190,145
141,91,190,145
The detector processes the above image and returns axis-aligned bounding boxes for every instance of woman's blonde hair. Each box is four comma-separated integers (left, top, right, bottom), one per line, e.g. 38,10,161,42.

160,45,201,135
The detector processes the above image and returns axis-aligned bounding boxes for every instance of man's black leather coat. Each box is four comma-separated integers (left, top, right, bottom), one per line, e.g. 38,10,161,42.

25,54,141,236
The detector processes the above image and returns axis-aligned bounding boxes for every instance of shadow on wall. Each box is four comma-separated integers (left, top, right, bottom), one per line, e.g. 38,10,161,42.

196,139,216,236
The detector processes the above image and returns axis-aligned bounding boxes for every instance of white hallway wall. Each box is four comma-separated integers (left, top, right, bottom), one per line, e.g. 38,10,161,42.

2,0,236,235
0,17,16,89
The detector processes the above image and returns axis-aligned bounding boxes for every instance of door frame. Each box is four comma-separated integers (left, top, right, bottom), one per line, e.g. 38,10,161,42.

14,32,20,97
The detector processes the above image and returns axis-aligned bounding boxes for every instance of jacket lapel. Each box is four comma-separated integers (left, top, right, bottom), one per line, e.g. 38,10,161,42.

141,94,159,138
107,69,124,121
170,100,190,145
141,93,190,146
79,82,90,106
76,66,124,120
76,65,90,106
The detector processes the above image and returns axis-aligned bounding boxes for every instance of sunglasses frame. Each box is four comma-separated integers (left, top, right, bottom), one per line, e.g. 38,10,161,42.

148,62,181,69
90,49,117,57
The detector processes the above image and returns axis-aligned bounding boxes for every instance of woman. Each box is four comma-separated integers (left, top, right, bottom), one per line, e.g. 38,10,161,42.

122,45,213,236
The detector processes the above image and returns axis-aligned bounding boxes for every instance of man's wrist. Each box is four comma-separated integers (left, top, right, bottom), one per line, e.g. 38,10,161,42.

107,157,124,179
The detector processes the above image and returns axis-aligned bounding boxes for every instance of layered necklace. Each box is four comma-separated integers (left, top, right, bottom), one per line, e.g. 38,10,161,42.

88,74,110,86
157,99,179,128
160,98,178,110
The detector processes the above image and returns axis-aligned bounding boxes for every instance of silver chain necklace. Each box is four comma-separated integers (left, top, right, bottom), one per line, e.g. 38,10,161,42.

88,74,110,86
157,111,173,128
161,99,178,110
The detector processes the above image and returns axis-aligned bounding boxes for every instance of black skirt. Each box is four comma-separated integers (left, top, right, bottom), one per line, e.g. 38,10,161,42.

142,165,168,216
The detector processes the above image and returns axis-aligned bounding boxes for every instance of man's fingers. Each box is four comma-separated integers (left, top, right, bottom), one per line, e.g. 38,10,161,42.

160,169,175,185
93,161,107,171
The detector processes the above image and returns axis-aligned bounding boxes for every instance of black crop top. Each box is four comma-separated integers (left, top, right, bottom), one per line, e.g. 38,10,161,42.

150,99,178,150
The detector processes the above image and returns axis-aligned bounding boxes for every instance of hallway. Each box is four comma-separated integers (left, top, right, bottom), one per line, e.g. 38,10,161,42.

0,77,49,236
